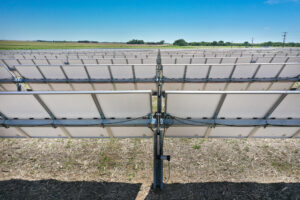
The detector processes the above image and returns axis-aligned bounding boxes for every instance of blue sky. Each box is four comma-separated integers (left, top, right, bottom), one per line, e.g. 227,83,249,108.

0,0,299,43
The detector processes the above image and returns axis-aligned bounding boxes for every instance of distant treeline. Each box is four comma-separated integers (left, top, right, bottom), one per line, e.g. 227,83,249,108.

127,39,165,45
173,39,300,47
36,40,99,43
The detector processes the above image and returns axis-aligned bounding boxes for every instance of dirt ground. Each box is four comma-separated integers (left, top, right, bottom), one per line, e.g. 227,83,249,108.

0,138,299,199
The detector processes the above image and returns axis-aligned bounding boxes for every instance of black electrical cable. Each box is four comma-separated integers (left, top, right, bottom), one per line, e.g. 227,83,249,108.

102,114,150,125
166,115,289,127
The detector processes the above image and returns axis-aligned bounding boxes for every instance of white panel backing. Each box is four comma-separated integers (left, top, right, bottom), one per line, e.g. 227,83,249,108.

21,127,66,138
166,93,221,118
83,59,97,64
205,83,227,90
165,127,207,137
253,127,299,138
183,83,205,90
127,59,142,64
209,65,234,78
163,83,183,90
93,83,115,90
218,94,280,118
72,83,94,91
110,65,133,79
287,57,300,63
206,58,221,64
0,66,13,79
4,59,19,68
86,66,111,79
161,58,174,64
62,66,88,79
191,58,206,64
114,83,135,90
232,64,258,78
0,95,50,118
256,57,272,63
185,65,209,78
97,59,112,64
226,83,248,90
137,83,157,91
278,64,300,78
270,94,300,118
50,83,73,91
48,59,63,65
143,58,156,64
237,57,252,63
134,65,156,78
0,84,17,91
255,64,282,78
19,59,34,64
39,66,66,79
68,60,82,64
271,57,287,63
209,127,253,137
247,82,271,90
269,82,293,90
96,93,151,118
176,58,191,64
39,94,99,118
65,127,109,137
112,59,127,64
0,127,24,137
110,127,153,137
29,83,53,91
221,58,236,64
15,66,43,79
163,65,185,79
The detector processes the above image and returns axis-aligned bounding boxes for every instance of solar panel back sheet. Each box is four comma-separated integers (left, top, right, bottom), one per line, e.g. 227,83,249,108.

0,90,153,138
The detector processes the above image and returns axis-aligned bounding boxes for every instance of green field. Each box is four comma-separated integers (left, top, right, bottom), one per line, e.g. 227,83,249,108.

0,40,250,50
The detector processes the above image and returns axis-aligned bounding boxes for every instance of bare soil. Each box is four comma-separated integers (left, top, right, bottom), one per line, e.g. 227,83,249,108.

0,138,299,199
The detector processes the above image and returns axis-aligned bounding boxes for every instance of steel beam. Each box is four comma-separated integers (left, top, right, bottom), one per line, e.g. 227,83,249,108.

0,118,153,127
164,118,300,127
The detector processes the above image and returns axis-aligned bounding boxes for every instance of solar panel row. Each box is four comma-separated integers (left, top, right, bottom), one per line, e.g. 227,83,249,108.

0,90,299,138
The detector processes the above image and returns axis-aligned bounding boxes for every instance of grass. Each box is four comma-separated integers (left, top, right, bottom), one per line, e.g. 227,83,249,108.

193,144,201,149
0,40,254,50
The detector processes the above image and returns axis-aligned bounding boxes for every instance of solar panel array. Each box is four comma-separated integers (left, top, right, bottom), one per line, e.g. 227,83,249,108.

0,48,300,139
1,48,300,190
1,48,299,92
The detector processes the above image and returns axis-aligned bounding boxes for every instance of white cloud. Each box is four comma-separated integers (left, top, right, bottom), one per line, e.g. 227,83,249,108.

265,0,299,5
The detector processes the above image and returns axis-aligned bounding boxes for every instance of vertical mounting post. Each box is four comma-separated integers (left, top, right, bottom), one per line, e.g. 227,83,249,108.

153,49,165,190
153,50,170,190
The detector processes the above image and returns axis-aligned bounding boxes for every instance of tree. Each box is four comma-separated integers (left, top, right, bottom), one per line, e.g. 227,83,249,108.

173,39,188,46
211,41,218,46
127,39,144,44
244,41,249,46
218,40,224,46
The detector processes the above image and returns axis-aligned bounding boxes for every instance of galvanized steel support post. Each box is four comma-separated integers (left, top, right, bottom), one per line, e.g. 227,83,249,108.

153,49,169,190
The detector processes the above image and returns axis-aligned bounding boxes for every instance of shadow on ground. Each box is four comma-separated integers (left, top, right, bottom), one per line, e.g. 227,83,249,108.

146,182,300,200
0,179,141,200
1,180,300,200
